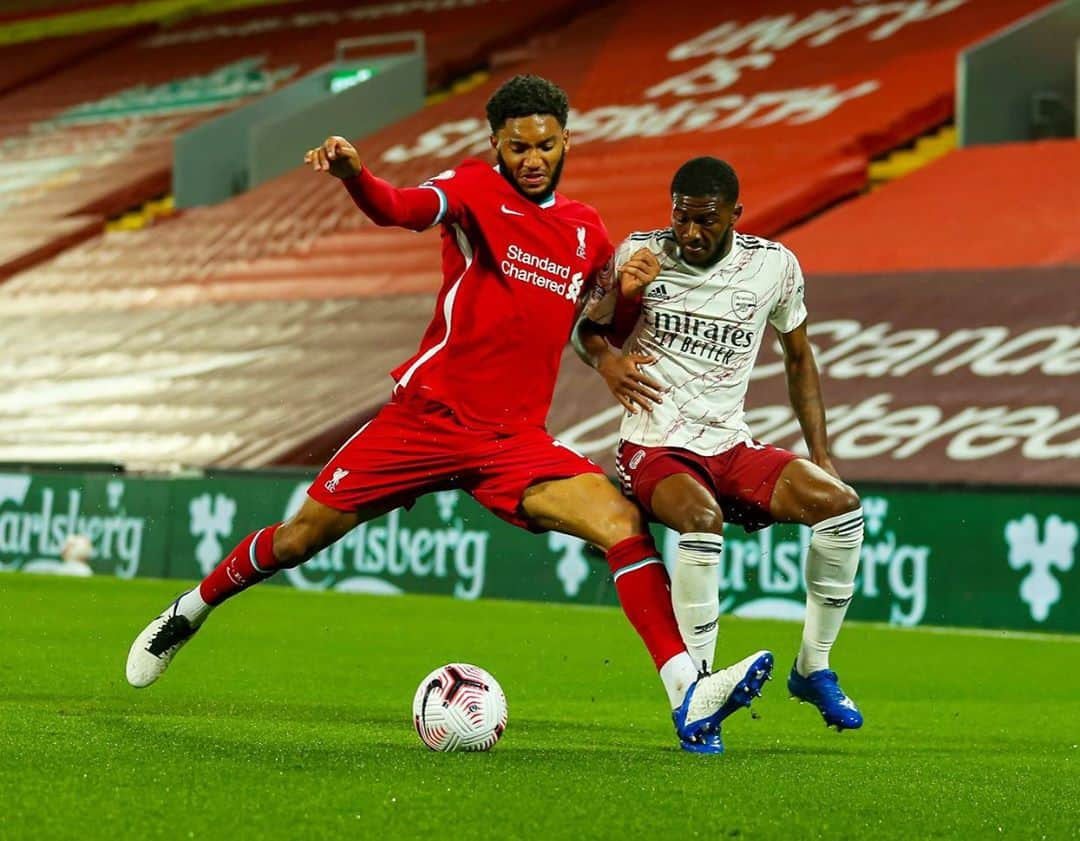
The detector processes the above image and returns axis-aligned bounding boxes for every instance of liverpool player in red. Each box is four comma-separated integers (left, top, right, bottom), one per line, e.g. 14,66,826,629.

125,76,771,753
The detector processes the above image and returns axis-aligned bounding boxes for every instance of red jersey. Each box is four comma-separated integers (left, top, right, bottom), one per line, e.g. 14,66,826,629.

344,159,613,432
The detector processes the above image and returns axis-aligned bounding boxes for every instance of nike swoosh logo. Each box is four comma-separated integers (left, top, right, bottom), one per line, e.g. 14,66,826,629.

500,204,525,217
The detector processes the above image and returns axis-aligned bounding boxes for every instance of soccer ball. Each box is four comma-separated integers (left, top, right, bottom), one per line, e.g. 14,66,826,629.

412,663,508,752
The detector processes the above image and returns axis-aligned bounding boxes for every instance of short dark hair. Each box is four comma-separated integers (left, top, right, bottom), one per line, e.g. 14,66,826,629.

671,157,739,203
485,74,569,132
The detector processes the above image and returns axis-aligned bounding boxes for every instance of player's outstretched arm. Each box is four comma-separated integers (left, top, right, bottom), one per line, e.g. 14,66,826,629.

304,135,441,232
777,322,840,478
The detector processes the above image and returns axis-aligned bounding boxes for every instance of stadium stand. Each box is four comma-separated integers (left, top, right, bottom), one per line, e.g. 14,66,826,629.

0,296,436,468
783,139,1080,273
0,0,588,278
0,0,1068,478
0,27,147,98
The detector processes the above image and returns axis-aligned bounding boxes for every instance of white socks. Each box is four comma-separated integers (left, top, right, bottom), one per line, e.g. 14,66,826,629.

659,651,698,709
672,532,723,676
176,587,213,628
797,508,864,676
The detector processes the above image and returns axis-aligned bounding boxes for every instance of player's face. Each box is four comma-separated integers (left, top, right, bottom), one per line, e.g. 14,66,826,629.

491,115,569,201
671,194,743,267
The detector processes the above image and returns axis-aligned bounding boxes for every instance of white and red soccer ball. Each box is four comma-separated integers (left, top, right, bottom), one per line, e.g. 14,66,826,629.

412,663,507,752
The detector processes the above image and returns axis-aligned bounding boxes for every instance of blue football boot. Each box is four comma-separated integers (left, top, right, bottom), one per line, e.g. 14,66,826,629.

672,650,774,754
675,722,725,754
787,662,863,731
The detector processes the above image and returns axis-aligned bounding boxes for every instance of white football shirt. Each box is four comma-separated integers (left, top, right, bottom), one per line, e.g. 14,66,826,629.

585,229,807,455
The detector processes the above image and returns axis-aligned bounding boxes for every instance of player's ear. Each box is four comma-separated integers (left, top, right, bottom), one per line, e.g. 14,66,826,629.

489,133,498,151
562,128,571,153
732,202,744,223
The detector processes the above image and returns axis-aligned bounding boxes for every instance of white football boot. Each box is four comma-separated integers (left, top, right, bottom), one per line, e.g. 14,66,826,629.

673,650,774,753
125,594,199,688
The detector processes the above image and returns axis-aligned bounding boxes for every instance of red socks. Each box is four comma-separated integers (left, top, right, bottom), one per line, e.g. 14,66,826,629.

198,524,282,606
195,527,686,674
606,535,686,669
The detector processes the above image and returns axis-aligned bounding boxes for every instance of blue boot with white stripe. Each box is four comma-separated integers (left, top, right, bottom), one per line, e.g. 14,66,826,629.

673,650,774,754
787,662,864,731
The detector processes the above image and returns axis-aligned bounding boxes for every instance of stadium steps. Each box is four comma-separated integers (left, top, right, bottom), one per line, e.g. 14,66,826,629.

868,125,957,188
104,194,176,233
426,70,491,107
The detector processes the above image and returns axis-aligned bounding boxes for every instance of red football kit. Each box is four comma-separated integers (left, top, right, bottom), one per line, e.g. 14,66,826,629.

186,160,688,688
307,159,613,529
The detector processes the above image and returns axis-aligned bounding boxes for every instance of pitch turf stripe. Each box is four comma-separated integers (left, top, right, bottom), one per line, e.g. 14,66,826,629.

611,557,663,582
863,621,1080,644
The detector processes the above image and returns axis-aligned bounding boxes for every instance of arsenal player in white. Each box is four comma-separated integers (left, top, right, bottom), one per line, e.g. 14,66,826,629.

576,157,866,732
126,77,769,754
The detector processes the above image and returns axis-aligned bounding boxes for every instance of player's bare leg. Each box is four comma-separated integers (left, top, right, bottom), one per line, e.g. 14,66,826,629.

126,497,382,688
521,473,772,753
770,459,865,729
650,472,725,677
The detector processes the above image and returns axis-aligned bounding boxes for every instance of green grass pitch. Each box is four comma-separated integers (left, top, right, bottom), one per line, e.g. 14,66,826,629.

2,574,1077,840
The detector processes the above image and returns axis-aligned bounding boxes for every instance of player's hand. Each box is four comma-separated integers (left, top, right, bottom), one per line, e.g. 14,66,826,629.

597,351,665,414
618,249,661,299
304,135,362,179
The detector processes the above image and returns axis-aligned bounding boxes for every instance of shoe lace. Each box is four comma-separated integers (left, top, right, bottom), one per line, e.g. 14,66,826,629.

146,614,192,656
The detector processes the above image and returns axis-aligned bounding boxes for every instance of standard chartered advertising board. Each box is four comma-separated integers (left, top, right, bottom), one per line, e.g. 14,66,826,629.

0,470,1076,634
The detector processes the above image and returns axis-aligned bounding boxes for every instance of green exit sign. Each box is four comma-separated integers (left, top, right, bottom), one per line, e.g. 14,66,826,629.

329,66,377,93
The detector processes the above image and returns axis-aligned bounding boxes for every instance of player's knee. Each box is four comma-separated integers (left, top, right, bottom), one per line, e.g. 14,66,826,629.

596,495,645,546
677,503,724,535
815,484,861,523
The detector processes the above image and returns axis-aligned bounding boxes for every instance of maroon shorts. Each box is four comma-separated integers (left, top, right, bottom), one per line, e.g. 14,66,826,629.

616,439,799,533
308,396,604,532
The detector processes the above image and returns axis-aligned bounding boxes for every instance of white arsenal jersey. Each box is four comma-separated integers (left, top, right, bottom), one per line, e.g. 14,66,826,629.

586,229,807,455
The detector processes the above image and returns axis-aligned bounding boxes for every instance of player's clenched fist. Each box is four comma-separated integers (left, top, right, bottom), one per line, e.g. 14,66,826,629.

304,135,362,179
618,248,661,299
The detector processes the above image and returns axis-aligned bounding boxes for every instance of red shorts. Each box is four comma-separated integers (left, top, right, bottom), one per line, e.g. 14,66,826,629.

616,439,798,533
308,396,604,532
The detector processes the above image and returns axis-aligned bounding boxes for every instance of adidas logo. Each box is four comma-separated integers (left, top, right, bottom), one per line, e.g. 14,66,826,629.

645,283,669,300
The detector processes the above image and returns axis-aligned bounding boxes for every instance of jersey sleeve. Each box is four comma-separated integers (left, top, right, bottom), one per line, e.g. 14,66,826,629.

417,166,476,226
769,248,808,333
343,167,443,231
582,238,642,348
583,238,632,326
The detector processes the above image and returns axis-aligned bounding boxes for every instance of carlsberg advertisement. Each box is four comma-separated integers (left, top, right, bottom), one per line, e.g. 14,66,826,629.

1,470,1076,634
